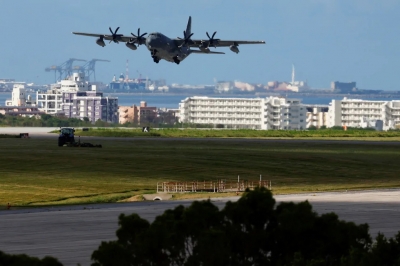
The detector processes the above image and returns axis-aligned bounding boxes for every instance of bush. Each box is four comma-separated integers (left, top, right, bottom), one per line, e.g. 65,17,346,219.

0,250,62,265
91,188,376,266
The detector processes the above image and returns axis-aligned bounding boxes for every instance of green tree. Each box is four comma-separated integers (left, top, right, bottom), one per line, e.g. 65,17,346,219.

91,188,377,266
0,250,62,266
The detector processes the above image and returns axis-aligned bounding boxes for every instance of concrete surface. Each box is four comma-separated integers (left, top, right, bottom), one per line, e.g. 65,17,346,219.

1,190,400,265
143,193,173,201
0,127,56,136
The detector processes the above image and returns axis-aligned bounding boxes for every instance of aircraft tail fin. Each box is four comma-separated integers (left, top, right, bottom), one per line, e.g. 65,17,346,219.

185,16,192,38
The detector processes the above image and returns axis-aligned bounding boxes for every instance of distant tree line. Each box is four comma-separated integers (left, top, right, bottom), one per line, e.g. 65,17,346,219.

3,188,400,265
0,114,115,128
2,113,399,131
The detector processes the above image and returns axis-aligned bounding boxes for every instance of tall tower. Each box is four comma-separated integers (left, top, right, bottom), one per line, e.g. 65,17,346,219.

291,64,295,85
125,59,129,81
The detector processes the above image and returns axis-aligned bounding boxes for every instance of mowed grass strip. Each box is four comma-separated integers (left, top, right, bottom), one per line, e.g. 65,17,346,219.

72,128,400,139
1,138,400,206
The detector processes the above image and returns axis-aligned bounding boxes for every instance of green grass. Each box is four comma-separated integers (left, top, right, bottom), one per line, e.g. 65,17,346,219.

69,128,400,139
0,134,20,138
1,137,400,206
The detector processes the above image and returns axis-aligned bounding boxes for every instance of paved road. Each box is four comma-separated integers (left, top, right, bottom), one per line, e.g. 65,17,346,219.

1,190,400,266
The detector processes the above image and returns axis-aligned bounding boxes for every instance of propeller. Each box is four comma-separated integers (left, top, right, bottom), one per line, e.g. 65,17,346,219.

109,27,122,43
206,31,220,48
178,30,194,48
130,28,147,45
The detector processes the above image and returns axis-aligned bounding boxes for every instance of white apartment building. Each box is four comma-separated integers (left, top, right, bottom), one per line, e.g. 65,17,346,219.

37,73,89,115
36,85,63,114
306,105,329,128
179,96,307,130
5,84,35,107
36,72,118,123
264,97,306,130
386,101,400,126
328,97,396,130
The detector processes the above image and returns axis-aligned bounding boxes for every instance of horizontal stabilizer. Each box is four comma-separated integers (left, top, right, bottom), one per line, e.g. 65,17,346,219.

190,49,225,54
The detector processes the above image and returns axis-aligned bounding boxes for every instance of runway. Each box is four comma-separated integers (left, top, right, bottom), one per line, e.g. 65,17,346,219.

1,190,400,266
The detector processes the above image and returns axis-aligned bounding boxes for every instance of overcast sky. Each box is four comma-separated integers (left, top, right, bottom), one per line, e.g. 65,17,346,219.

1,0,399,90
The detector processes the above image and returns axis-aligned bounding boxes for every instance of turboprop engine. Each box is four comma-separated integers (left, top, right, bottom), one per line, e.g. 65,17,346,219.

230,44,239,54
199,42,210,53
126,42,138,50
96,37,105,47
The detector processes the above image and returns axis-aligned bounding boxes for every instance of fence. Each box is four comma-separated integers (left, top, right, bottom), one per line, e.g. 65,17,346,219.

156,178,272,193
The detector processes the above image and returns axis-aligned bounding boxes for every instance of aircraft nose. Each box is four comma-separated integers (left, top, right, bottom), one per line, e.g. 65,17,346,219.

146,35,157,48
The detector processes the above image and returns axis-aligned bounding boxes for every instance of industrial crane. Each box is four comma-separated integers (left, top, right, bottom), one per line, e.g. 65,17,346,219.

45,58,86,82
82,59,110,81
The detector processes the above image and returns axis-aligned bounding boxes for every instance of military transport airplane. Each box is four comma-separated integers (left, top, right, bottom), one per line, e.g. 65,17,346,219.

72,16,265,65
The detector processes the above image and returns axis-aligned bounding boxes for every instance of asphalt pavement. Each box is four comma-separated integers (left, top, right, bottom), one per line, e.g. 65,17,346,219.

1,190,400,266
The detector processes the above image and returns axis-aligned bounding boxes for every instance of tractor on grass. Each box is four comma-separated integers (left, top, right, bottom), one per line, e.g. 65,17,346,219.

58,127,75,147
58,127,102,148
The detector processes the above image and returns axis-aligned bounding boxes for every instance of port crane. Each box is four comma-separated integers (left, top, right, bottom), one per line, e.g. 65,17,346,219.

73,59,110,81
45,58,110,82
45,58,86,82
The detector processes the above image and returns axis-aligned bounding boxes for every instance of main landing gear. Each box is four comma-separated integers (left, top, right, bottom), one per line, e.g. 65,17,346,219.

151,49,160,63
152,56,160,63
173,56,180,65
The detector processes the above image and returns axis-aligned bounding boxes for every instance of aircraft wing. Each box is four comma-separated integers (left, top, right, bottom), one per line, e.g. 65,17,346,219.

190,49,225,54
72,32,132,43
188,39,265,47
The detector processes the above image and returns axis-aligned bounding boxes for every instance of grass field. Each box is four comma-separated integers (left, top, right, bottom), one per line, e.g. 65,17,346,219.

1,137,400,206
71,128,400,139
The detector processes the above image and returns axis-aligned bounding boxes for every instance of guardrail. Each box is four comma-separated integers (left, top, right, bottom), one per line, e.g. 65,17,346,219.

157,178,271,193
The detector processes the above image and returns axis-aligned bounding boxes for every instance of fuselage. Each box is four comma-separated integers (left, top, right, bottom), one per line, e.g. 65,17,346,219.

145,32,190,63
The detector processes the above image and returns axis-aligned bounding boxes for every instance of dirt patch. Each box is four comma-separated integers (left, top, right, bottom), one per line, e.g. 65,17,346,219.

119,195,144,202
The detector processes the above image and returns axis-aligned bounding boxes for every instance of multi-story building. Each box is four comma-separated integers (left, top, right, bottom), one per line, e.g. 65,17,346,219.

328,97,396,130
179,96,263,129
62,91,118,123
264,97,306,130
331,81,357,93
386,101,400,126
37,72,118,123
37,73,90,115
119,105,137,124
306,105,329,128
118,101,157,125
179,96,307,130
5,84,36,107
0,106,44,117
36,85,63,114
